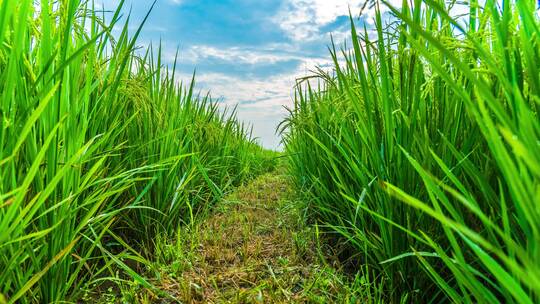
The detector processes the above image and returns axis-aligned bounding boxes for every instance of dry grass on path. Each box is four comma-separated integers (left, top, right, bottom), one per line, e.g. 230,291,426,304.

142,171,368,303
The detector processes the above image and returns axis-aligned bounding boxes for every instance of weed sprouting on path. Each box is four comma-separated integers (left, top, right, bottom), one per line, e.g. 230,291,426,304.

111,170,375,303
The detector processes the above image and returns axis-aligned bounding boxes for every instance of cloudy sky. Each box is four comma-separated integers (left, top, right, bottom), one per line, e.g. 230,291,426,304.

100,0,382,149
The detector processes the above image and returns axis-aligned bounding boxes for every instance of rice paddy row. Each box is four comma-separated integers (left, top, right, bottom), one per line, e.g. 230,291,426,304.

0,1,275,303
283,1,540,303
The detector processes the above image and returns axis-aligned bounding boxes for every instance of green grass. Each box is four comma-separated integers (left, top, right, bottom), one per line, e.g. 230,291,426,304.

0,1,275,303
102,170,383,303
282,0,540,302
3,0,539,303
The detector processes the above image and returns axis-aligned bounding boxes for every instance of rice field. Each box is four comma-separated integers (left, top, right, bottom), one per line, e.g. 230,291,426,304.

0,1,274,302
1,0,539,303
283,0,540,302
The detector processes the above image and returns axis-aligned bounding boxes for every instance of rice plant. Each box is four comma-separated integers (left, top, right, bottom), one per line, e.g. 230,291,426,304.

282,0,540,302
0,0,272,303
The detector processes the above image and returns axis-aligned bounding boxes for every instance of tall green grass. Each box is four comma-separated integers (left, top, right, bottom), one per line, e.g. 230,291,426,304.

283,0,539,302
0,1,272,302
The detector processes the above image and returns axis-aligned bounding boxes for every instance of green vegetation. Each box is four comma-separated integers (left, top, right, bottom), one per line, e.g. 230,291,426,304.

283,1,540,303
3,0,539,303
0,1,274,303
102,170,377,303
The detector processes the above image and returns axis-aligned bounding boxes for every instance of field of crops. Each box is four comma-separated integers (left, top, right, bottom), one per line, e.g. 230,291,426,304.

283,0,540,303
0,1,275,302
1,0,539,303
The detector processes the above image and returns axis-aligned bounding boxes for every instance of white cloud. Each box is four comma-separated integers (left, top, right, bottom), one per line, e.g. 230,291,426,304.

273,0,403,42
273,0,364,41
174,45,328,66
173,70,291,149
171,54,336,149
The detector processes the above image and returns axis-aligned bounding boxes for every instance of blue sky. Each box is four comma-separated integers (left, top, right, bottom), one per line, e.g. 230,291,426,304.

99,0,393,149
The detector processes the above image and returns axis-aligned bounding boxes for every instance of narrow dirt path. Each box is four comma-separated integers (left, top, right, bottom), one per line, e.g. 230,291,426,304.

151,171,360,303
